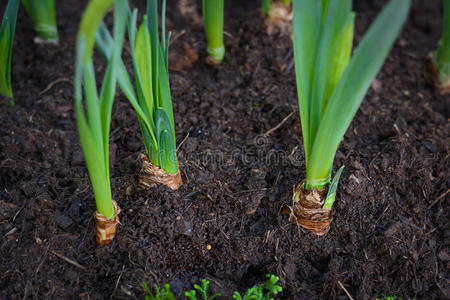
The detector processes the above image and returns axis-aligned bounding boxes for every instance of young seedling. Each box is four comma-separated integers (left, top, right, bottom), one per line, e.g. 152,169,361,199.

0,0,20,99
74,0,127,246
233,274,282,300
430,0,450,93
202,0,225,65
95,0,182,190
285,0,410,235
143,282,175,300
185,279,221,300
21,0,58,44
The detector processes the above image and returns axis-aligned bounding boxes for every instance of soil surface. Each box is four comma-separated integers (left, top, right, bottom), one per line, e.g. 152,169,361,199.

1,0,449,299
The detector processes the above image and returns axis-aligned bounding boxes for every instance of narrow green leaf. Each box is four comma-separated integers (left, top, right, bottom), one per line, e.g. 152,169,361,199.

0,0,20,98
135,17,155,121
323,165,344,209
156,108,178,174
292,0,322,166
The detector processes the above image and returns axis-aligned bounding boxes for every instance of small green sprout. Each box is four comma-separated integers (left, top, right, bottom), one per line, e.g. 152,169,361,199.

233,274,282,300
143,283,175,300
185,279,221,300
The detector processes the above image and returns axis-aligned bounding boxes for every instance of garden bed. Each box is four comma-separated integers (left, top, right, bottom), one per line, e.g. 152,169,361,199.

0,0,448,299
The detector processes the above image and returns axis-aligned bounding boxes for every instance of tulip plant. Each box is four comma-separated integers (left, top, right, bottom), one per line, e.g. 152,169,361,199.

74,0,126,246
287,0,410,235
0,0,19,99
202,0,225,64
96,0,183,190
21,0,59,44
431,0,450,92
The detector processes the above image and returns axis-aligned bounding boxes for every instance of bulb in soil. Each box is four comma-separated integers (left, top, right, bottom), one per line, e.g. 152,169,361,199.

282,180,333,236
138,153,183,191
94,200,121,246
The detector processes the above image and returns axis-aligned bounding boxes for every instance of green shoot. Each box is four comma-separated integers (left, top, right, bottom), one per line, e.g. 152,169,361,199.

143,283,175,300
21,0,58,43
95,0,179,175
74,0,127,219
433,0,450,87
202,0,225,64
185,279,221,300
292,0,410,208
375,295,416,300
232,274,282,300
261,0,271,16
281,0,291,5
0,0,20,99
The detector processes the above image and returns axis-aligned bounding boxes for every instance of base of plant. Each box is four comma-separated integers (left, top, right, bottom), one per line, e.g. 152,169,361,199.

94,200,121,247
282,180,332,236
138,153,183,191
429,52,450,94
33,36,58,45
265,1,292,35
205,46,225,66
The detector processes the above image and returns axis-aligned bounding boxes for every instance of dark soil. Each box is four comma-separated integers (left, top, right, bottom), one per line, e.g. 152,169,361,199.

1,0,449,299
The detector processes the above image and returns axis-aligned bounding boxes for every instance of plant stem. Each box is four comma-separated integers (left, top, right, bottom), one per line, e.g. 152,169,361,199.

202,0,225,63
262,0,271,15
21,0,58,43
436,0,450,81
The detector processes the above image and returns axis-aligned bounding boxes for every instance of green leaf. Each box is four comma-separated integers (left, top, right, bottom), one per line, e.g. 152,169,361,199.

202,0,225,62
307,0,411,182
185,290,196,300
309,0,352,158
0,0,20,98
291,0,322,166
323,165,344,209
156,108,178,174
135,16,154,121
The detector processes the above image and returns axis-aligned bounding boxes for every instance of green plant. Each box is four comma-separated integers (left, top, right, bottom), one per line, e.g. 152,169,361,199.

185,279,221,300
261,0,271,16
431,0,450,91
21,0,58,43
74,0,126,245
202,0,225,64
143,283,175,300
96,0,182,190
0,0,20,99
233,274,282,300
289,0,410,235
